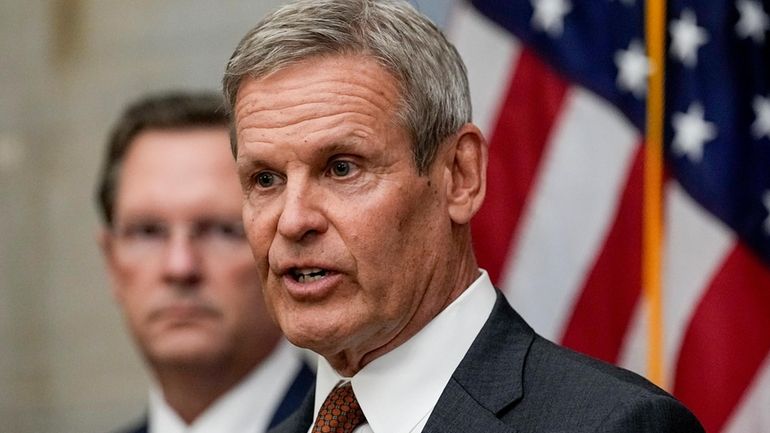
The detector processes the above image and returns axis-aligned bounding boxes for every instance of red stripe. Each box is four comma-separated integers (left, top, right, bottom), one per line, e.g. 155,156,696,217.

673,243,770,433
558,146,644,364
471,48,569,284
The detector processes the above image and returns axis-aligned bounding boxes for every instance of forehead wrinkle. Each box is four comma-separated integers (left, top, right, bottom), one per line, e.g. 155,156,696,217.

237,119,376,164
235,68,400,126
238,102,380,132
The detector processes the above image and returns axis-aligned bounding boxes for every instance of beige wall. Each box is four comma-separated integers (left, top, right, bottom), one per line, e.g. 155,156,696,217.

0,2,285,432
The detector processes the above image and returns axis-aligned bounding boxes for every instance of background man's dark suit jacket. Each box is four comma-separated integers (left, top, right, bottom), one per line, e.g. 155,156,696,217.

117,360,315,433
270,291,704,433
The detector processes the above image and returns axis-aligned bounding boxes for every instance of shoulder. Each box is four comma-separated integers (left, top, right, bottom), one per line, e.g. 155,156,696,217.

109,418,148,433
514,336,704,432
459,293,703,432
527,336,667,399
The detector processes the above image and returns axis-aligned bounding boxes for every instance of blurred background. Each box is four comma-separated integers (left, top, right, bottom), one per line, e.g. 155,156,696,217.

0,1,450,432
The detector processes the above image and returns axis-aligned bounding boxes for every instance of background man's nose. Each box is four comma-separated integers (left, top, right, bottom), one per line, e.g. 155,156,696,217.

162,231,203,287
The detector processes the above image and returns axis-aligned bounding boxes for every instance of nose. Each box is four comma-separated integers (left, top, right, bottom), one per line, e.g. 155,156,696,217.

276,178,329,242
162,229,203,288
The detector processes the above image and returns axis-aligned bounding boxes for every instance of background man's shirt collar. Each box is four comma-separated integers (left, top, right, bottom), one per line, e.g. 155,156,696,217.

149,339,303,433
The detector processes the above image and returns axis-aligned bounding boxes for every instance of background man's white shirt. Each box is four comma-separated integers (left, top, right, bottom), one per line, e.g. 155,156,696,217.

149,340,305,433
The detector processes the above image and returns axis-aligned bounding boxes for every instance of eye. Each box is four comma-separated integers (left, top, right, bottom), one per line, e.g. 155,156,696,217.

118,222,167,240
254,171,280,188
328,160,356,178
212,221,245,239
197,220,246,240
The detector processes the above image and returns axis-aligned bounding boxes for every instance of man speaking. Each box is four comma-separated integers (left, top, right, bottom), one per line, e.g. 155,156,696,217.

223,1,705,432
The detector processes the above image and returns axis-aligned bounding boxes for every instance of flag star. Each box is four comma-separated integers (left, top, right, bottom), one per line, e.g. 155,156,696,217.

531,0,572,37
614,39,651,98
736,0,769,43
672,102,718,162
752,95,770,139
669,9,709,67
764,191,770,234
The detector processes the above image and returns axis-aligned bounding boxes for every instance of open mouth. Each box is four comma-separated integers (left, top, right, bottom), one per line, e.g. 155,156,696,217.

289,267,330,283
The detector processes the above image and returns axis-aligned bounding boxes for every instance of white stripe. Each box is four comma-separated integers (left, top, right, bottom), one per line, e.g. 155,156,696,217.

499,87,639,341
618,181,735,387
663,181,734,386
722,354,770,433
446,1,521,136
617,298,647,377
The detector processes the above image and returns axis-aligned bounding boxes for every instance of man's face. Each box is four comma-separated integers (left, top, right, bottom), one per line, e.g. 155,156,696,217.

103,127,280,368
234,55,458,371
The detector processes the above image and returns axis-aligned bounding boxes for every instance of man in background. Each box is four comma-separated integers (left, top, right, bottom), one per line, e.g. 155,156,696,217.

96,91,313,433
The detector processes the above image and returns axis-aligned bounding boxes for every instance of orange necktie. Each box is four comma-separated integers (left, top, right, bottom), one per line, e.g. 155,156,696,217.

312,383,367,433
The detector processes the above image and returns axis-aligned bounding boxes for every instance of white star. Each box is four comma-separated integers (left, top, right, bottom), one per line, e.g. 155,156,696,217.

763,191,770,234
669,9,709,67
614,39,651,98
672,102,718,162
752,95,770,139
531,0,572,37
736,0,769,43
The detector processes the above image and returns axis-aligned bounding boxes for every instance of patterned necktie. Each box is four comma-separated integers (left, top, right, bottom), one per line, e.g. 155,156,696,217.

312,383,366,433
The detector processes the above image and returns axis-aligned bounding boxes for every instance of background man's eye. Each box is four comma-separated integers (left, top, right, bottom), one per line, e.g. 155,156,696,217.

119,223,166,239
216,222,245,238
256,172,275,187
331,161,351,177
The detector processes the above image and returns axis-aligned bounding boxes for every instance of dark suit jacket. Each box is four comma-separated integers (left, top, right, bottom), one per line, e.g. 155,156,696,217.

269,291,704,433
117,360,314,433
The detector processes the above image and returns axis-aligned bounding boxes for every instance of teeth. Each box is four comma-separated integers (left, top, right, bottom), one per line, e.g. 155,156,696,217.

292,268,328,283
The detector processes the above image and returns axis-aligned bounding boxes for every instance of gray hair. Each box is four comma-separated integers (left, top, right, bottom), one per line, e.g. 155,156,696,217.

223,0,471,173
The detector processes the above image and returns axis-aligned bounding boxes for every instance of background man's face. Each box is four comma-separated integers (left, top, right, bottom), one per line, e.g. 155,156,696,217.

103,127,279,368
234,55,455,368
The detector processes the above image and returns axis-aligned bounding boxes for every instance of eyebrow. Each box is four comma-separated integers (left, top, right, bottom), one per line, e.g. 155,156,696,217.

236,137,367,170
316,139,363,155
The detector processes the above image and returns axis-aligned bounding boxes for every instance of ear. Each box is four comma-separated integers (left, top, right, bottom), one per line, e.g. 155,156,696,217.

444,123,488,224
97,228,123,303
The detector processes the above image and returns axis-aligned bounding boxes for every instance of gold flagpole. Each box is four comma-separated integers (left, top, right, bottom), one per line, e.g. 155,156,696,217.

644,0,667,388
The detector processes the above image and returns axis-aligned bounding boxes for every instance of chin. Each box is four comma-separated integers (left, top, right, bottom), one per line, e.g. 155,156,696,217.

146,333,226,366
150,347,226,368
280,318,346,355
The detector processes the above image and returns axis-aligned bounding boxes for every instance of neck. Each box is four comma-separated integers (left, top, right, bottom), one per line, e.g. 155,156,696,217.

327,233,480,376
150,337,280,424
152,361,250,423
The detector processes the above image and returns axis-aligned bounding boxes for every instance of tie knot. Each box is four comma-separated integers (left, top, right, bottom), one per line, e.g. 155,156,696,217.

313,383,366,433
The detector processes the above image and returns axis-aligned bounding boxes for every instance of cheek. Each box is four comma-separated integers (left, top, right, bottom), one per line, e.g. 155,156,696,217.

364,187,443,299
243,206,275,260
221,257,262,298
111,265,151,313
360,188,438,260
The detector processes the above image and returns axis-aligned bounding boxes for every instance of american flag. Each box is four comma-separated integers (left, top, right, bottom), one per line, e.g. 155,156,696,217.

446,1,770,432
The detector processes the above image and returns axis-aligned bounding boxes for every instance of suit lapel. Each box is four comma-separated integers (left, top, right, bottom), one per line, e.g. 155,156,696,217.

268,383,315,433
423,379,517,433
268,360,316,429
423,291,534,433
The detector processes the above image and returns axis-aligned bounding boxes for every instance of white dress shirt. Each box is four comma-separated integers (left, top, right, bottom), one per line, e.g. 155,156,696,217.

149,339,306,433
310,270,497,433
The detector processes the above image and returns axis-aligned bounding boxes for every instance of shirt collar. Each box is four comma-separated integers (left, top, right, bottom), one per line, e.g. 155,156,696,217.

313,270,496,433
149,339,303,433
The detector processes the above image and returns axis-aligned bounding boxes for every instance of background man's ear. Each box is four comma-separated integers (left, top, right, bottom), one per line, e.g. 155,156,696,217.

444,123,488,224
